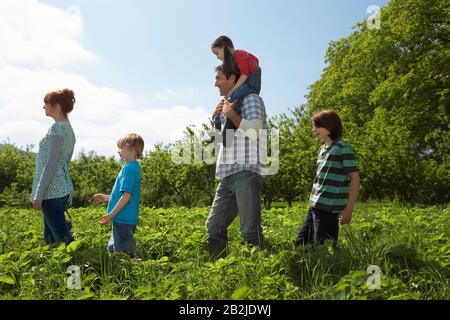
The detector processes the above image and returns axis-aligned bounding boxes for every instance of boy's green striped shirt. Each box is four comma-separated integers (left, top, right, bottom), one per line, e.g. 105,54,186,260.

310,139,358,213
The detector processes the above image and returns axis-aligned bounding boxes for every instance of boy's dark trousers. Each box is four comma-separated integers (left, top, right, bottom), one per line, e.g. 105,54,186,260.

295,207,340,245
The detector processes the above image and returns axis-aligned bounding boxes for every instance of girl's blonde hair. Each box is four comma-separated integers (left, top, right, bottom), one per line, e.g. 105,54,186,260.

117,133,145,159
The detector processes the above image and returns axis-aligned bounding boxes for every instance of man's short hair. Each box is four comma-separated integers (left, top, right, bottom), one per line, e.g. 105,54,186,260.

216,65,240,82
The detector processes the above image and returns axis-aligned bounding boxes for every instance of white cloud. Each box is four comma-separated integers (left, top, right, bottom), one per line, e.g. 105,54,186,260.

0,0,95,67
0,0,211,158
155,88,202,102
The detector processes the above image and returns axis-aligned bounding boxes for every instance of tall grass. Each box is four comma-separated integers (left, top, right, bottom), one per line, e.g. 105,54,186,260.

0,202,448,300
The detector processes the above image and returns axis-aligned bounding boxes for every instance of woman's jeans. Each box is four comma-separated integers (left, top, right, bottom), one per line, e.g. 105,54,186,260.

42,194,74,245
206,170,264,248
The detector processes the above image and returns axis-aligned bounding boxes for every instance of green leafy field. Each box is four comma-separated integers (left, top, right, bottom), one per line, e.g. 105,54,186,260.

0,202,448,300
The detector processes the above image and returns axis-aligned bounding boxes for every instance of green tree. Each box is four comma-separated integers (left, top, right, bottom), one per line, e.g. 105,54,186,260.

69,151,121,207
303,0,450,203
0,144,36,207
141,132,216,208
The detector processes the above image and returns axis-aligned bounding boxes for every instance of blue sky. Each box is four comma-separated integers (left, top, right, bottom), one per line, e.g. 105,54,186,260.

42,0,388,115
0,0,388,157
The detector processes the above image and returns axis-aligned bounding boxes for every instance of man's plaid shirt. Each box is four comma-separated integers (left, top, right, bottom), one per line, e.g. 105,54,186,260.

216,94,269,180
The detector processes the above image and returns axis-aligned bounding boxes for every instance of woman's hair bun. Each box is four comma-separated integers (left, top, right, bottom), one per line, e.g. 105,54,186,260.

44,88,76,115
62,88,76,103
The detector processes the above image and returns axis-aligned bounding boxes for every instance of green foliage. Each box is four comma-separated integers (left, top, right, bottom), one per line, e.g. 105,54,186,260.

0,143,216,209
0,144,35,207
304,0,450,204
1,0,449,207
140,142,216,208
262,107,317,208
69,151,121,207
261,0,449,207
0,202,448,300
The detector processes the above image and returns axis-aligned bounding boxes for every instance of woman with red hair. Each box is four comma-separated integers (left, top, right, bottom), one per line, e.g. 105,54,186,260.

31,89,76,245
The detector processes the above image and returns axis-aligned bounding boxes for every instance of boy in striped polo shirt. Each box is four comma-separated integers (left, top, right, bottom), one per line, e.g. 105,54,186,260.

295,110,360,246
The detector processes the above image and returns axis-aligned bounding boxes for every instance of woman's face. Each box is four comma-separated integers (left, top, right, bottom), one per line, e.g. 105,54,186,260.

43,102,61,118
43,103,54,117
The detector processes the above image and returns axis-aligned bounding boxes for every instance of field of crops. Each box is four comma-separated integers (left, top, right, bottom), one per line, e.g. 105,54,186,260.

0,202,448,300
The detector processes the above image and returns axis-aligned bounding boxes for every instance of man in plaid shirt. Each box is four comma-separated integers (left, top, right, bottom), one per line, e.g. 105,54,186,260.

206,65,269,260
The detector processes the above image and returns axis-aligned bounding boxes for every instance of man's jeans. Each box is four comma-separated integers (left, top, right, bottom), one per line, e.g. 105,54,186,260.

42,194,74,245
206,170,264,247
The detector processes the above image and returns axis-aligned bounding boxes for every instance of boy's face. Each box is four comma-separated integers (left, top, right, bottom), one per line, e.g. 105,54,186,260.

118,144,137,162
312,124,331,142
212,47,224,61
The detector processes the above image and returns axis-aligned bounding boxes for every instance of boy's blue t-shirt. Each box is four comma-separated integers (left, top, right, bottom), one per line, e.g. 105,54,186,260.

107,160,141,225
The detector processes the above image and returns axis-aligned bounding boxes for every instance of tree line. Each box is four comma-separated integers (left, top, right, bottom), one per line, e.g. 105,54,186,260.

1,0,448,208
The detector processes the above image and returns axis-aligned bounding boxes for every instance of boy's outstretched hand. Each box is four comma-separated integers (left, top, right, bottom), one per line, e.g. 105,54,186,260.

92,194,108,203
339,207,353,225
100,214,112,225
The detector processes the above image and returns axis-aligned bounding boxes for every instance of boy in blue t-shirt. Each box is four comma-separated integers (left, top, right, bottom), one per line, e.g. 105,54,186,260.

93,133,144,258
